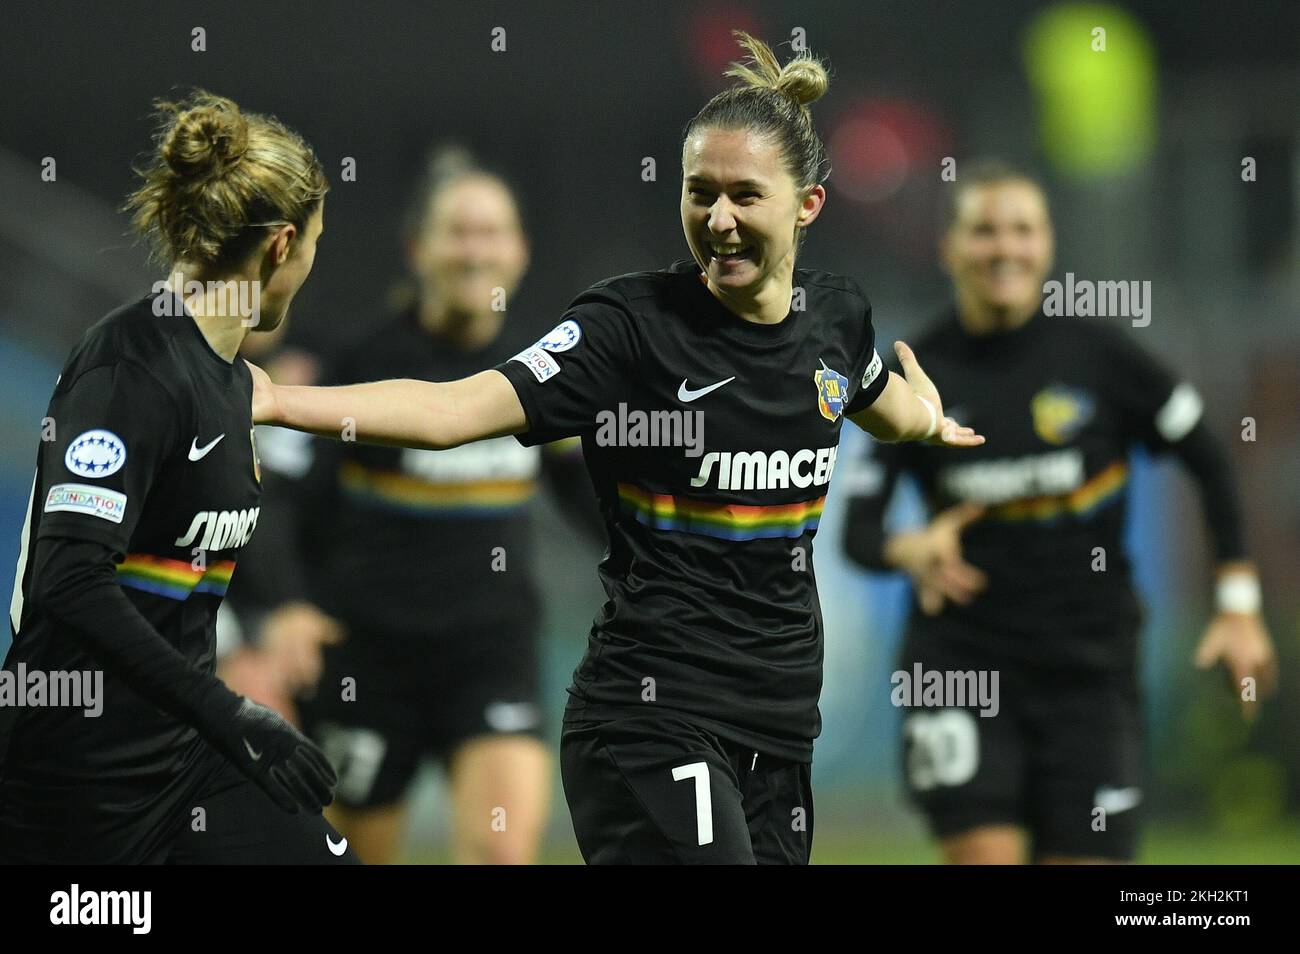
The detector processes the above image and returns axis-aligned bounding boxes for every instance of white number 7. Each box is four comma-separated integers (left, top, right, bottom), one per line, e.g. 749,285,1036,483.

671,761,714,846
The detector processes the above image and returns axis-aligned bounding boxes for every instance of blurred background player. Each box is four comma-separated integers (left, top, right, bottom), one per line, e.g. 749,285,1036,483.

219,323,341,720
843,161,1278,864
248,147,603,864
199,166,347,770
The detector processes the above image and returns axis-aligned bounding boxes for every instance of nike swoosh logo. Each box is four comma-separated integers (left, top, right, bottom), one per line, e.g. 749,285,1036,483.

326,834,348,856
188,434,225,461
243,738,262,762
678,376,736,403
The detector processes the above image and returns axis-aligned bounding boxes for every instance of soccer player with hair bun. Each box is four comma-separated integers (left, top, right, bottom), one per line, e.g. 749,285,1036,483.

249,34,982,863
1,91,356,863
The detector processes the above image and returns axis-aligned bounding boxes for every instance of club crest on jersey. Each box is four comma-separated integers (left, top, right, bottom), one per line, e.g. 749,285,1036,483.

249,428,261,483
813,360,849,421
1031,385,1095,445
64,429,126,478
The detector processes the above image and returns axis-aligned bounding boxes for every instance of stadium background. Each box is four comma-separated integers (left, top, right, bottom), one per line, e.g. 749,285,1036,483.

1,0,1295,862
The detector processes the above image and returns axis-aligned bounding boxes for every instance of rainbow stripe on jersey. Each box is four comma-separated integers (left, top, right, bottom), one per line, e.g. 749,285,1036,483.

339,460,536,517
115,554,237,600
987,460,1128,522
617,483,825,541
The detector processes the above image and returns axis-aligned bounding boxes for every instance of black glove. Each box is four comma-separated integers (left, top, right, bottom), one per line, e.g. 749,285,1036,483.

206,695,338,814
27,537,338,815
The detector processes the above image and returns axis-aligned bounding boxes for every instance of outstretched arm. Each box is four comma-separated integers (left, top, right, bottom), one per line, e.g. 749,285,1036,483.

249,364,527,450
1100,319,1278,719
1170,421,1278,717
850,341,984,447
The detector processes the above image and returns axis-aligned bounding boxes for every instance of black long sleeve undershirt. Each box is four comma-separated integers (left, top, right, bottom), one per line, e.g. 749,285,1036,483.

1165,418,1247,562
842,443,906,573
29,535,242,733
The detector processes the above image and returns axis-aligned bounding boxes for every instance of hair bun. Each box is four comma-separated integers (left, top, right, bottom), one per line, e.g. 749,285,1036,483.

126,88,326,266
724,31,830,112
776,59,829,108
161,93,250,180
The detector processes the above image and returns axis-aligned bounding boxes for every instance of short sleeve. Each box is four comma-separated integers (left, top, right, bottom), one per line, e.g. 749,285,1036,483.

845,296,887,415
494,295,640,447
1094,325,1202,451
36,362,181,553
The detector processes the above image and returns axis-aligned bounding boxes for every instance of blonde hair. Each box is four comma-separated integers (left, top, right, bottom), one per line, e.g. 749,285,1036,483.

683,31,831,190
124,90,327,267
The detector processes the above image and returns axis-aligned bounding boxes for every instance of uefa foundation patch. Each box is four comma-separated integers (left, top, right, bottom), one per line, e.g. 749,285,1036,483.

511,346,561,383
44,483,127,523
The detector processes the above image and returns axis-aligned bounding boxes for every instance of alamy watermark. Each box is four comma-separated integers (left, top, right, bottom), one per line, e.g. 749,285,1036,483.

1043,272,1151,327
50,884,150,934
0,664,103,717
891,663,1000,717
151,274,263,328
595,404,705,458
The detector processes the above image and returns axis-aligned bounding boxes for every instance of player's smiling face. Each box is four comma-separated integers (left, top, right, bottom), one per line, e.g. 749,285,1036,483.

680,127,823,302
944,181,1054,315
409,175,529,318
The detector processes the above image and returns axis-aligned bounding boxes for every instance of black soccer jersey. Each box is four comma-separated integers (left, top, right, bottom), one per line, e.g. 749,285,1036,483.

495,260,888,762
843,309,1211,671
302,308,569,636
2,292,261,786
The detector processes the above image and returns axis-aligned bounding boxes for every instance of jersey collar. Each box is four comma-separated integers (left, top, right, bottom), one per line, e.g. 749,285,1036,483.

673,260,796,346
147,290,239,377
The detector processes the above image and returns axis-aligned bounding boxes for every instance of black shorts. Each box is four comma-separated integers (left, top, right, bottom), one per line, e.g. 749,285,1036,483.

299,620,542,810
0,750,359,865
898,635,1144,860
163,760,361,864
561,712,814,864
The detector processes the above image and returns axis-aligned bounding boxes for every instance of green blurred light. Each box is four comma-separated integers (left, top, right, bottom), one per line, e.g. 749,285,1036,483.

1023,3,1157,178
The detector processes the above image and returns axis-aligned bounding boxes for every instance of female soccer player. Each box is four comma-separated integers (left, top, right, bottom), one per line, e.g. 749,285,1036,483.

274,148,602,864
0,91,355,863
248,34,982,864
843,161,1278,864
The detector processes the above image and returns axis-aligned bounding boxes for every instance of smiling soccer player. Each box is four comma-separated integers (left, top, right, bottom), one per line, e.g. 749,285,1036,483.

842,162,1277,864
247,33,981,864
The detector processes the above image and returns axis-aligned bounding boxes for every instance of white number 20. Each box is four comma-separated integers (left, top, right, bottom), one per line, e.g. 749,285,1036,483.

904,709,979,792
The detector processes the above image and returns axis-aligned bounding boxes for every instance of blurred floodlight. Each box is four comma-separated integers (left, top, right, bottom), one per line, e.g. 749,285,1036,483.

1023,2,1157,178
829,97,951,204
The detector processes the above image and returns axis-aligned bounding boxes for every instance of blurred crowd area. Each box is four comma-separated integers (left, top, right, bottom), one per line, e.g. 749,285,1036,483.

1,1,1296,852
